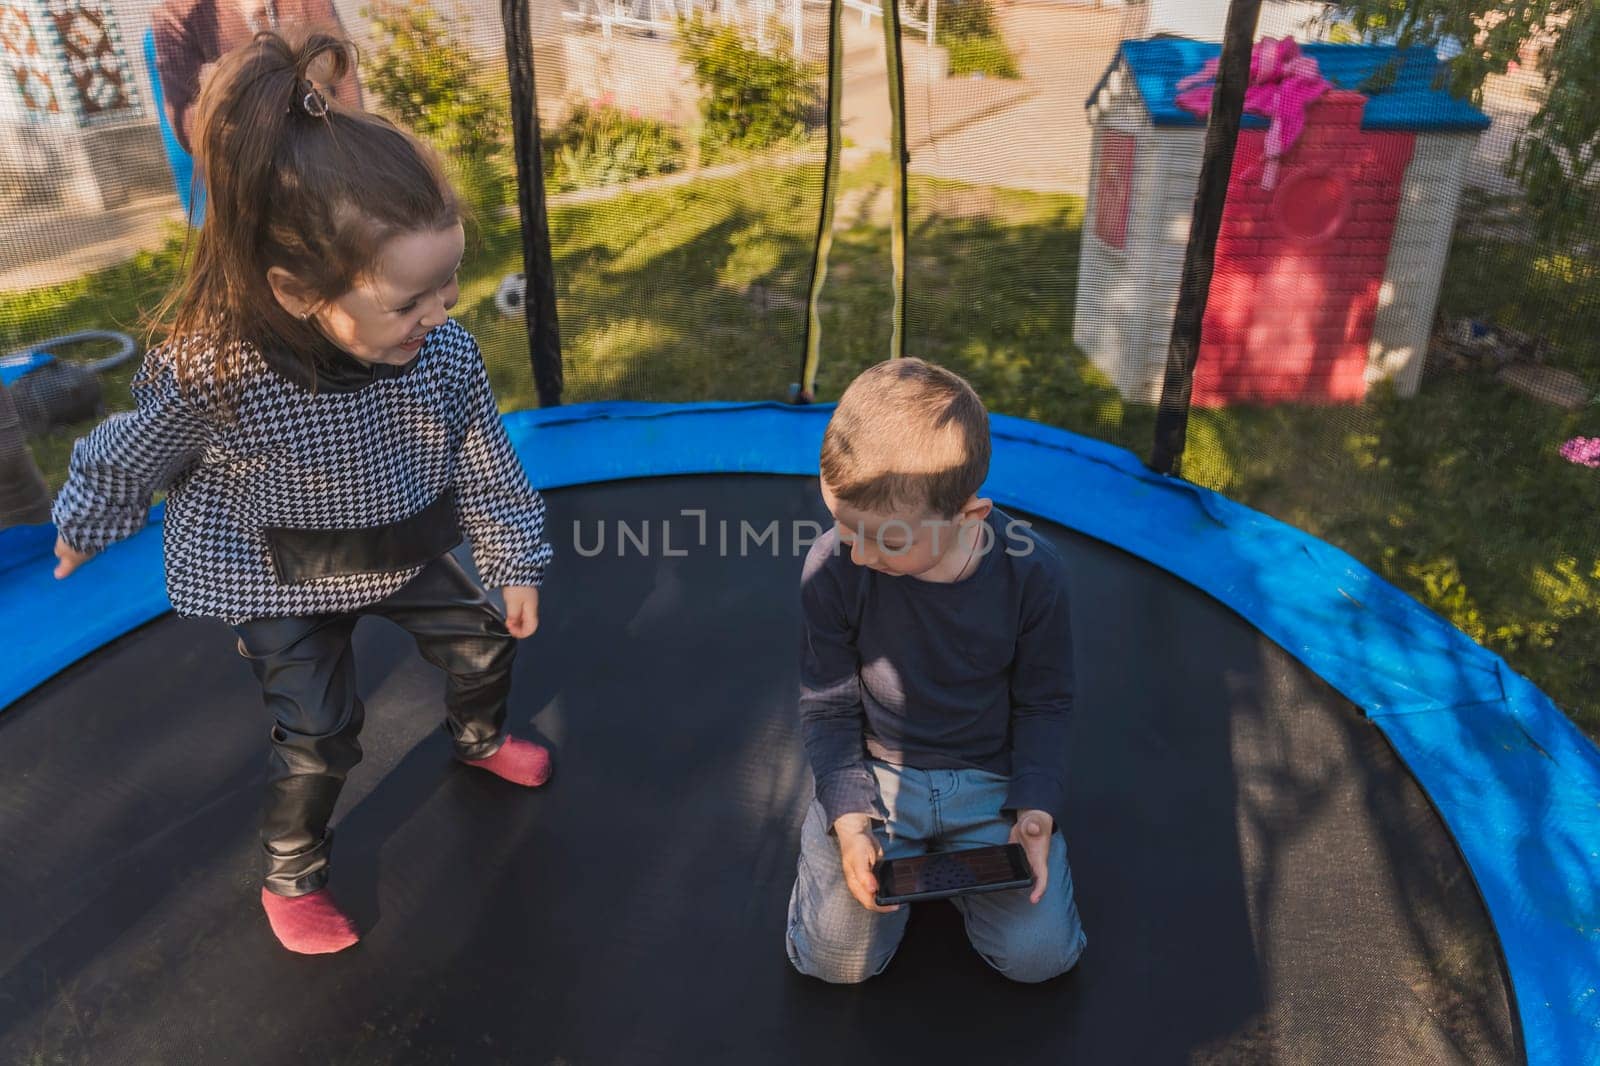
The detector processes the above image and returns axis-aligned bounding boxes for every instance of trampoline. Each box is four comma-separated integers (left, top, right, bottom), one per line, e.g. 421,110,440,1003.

4,402,1597,1064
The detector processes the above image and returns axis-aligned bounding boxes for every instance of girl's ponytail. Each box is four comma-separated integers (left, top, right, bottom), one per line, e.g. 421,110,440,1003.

157,30,459,396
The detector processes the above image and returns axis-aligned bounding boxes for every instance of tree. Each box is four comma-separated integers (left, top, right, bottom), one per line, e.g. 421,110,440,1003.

363,0,510,224
1330,1,1597,243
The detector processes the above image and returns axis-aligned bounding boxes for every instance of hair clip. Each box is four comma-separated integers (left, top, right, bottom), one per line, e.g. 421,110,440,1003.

291,81,329,118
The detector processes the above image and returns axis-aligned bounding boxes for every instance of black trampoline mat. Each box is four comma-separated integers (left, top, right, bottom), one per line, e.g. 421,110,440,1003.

0,476,1516,1065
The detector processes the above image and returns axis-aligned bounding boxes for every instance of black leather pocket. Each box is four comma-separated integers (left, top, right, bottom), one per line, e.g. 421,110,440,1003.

265,489,463,584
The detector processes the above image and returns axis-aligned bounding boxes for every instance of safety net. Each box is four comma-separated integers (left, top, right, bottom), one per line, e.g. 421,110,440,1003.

4,0,1599,1061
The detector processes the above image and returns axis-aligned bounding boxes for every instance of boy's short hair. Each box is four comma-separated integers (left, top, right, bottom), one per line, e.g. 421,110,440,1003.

820,358,991,518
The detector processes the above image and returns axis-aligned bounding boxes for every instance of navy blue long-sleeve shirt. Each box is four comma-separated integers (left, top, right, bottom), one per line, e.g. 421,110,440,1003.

797,509,1074,828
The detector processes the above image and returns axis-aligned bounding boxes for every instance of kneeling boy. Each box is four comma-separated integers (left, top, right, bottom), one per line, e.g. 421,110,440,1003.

786,358,1087,984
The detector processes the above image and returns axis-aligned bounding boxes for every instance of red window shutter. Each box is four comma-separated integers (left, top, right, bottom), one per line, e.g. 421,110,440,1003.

1095,131,1135,249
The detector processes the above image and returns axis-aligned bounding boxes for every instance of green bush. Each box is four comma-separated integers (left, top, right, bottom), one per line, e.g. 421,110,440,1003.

364,0,511,223
675,18,817,161
946,34,1021,79
543,100,686,193
928,0,1020,79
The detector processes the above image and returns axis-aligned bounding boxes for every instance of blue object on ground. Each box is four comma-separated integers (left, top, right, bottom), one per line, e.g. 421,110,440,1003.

0,351,55,387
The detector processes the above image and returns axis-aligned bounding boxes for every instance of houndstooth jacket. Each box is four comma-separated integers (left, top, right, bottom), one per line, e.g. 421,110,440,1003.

52,319,552,623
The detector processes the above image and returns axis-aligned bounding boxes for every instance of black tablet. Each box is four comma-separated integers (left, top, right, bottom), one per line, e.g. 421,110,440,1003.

873,843,1034,906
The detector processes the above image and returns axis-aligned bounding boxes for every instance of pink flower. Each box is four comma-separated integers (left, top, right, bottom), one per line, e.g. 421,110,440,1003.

596,92,615,109
1558,437,1600,468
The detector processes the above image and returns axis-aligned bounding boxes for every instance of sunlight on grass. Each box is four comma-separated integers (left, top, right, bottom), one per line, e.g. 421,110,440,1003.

1178,419,1238,495
1532,252,1596,289
566,317,688,394
717,230,784,291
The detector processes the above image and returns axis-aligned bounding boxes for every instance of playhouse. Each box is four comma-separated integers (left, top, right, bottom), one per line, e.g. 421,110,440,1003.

1075,38,1491,406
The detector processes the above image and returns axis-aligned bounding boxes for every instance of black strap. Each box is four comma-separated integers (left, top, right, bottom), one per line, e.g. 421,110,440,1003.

264,489,462,584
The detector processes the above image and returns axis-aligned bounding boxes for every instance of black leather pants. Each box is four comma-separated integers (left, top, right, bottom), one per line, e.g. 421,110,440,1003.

234,554,515,897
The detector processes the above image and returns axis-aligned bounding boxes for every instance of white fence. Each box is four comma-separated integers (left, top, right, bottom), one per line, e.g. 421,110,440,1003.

560,0,934,52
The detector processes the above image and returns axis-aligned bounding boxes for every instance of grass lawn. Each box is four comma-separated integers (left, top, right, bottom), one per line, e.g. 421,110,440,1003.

4,156,1597,736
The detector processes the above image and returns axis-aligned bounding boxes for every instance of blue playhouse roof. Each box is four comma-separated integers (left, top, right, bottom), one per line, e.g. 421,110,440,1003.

1090,37,1491,132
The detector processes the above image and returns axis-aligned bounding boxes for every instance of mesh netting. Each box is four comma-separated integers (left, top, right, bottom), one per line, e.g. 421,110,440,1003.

0,0,531,451
882,3,1600,748
3,0,1595,1056
534,2,828,402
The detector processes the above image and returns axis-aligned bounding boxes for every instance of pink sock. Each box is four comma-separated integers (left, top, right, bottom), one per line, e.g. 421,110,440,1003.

260,887,360,955
462,735,552,787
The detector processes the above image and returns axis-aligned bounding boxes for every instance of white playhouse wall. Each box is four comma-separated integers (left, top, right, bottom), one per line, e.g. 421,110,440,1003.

1075,66,1207,404
1075,58,1479,403
1366,131,1478,396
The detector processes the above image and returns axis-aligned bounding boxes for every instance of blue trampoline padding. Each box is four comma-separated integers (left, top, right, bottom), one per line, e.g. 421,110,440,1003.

0,502,170,709
1088,37,1492,133
1,400,1594,1062
0,351,55,387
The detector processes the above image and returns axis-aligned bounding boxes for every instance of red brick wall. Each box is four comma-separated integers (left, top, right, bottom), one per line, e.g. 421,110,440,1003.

1193,92,1414,406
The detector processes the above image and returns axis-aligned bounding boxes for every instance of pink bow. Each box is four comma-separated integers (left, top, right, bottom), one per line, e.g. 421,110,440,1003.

1175,37,1331,188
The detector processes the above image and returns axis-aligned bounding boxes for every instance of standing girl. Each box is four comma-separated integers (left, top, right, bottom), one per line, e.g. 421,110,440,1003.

51,30,552,955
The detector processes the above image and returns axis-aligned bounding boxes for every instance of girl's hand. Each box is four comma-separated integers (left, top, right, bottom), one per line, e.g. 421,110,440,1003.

54,536,94,579
502,585,540,638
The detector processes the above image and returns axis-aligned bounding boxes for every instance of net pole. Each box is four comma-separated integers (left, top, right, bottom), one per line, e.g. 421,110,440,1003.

501,0,564,407
881,0,909,360
798,0,845,401
1148,0,1262,474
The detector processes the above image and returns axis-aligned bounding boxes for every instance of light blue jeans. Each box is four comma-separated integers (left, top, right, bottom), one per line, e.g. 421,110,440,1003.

786,761,1087,984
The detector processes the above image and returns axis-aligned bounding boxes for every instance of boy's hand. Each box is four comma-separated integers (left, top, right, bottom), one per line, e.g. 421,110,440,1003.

1009,809,1053,904
53,537,94,579
502,585,540,638
833,813,900,913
